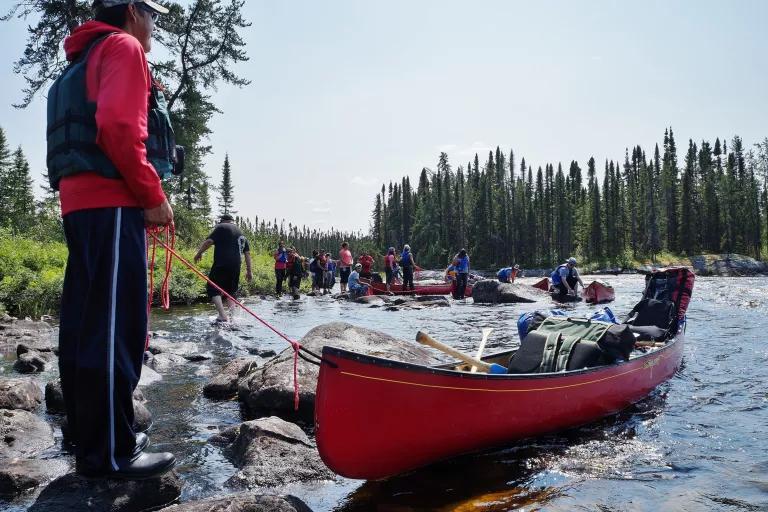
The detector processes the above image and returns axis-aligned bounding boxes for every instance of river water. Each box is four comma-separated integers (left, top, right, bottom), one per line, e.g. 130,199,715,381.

3,274,768,511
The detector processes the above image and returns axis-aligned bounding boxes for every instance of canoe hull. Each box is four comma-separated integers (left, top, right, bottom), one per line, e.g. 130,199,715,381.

584,281,616,304
315,336,684,480
369,281,473,297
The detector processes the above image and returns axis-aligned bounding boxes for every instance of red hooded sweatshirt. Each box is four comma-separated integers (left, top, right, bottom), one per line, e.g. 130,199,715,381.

58,21,166,216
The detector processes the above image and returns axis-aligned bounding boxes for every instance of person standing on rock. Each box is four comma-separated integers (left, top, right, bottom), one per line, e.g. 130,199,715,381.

194,214,253,322
48,0,176,478
287,248,305,299
452,249,470,299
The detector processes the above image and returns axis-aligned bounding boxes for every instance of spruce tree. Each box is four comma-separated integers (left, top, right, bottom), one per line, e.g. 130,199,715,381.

0,127,12,228
218,154,235,216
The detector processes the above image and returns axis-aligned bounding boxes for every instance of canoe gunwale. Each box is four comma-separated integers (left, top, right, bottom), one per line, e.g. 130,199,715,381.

320,335,678,382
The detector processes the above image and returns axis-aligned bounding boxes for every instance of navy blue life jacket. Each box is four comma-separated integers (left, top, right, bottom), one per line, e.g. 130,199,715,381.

400,251,412,267
46,33,178,191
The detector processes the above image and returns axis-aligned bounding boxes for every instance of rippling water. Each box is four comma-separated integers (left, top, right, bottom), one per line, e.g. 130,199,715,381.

3,275,768,511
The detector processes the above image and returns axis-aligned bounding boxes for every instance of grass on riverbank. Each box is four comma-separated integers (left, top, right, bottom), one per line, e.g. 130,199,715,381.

0,233,301,318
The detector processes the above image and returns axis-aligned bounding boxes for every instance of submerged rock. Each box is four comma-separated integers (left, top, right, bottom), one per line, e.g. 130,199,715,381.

0,377,42,411
238,322,445,422
220,416,333,489
0,459,69,498
0,409,54,458
471,280,549,304
28,471,182,512
159,493,313,512
203,357,259,400
353,295,386,306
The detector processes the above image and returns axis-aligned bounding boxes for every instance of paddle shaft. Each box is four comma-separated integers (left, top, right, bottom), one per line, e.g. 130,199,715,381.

416,331,493,372
471,328,493,373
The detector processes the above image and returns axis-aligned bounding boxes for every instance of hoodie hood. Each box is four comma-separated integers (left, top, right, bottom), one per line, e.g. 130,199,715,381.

64,21,125,61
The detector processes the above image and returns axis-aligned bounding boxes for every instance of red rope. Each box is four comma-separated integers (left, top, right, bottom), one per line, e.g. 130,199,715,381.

146,228,303,410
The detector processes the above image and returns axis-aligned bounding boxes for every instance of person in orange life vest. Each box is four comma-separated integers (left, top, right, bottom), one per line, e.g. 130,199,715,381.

338,242,354,293
51,0,176,479
358,252,375,279
273,240,288,296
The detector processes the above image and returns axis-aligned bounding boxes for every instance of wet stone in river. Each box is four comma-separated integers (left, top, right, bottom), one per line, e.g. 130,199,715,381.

0,377,42,411
0,409,54,459
203,356,259,400
158,493,314,512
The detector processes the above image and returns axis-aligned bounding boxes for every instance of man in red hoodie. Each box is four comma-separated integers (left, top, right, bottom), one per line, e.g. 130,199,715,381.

48,0,175,479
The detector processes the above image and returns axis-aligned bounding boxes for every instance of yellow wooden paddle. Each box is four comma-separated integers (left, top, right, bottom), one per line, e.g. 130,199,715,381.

416,331,506,374
470,328,494,373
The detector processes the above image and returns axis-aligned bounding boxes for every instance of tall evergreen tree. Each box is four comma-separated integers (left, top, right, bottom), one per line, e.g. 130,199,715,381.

217,154,235,216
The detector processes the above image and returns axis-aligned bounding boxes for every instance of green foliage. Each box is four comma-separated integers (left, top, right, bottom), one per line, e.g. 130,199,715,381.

0,234,67,317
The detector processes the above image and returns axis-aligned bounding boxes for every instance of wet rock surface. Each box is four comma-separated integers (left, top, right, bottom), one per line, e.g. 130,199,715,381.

0,458,69,498
28,471,183,512
0,377,42,411
471,280,549,303
13,349,49,374
0,409,54,458
689,254,768,276
203,357,259,399
138,364,163,386
159,493,313,512
0,316,54,352
220,416,334,489
238,322,446,421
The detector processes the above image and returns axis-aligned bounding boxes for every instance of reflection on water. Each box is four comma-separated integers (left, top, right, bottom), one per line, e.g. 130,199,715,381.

2,275,768,511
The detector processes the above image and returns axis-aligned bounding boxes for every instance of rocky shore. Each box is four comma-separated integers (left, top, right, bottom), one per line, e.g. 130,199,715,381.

0,313,451,511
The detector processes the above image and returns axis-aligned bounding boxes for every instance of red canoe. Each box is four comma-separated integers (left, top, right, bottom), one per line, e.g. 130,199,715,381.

583,280,616,304
315,267,694,480
368,280,473,297
532,277,550,291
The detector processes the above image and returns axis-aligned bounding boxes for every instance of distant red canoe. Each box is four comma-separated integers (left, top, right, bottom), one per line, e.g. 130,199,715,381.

368,280,473,297
583,280,615,304
532,277,550,291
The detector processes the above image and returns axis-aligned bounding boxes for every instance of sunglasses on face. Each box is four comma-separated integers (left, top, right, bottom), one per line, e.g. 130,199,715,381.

135,2,159,21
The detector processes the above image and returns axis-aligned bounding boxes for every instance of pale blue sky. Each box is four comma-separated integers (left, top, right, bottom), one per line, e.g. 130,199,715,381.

1,0,766,232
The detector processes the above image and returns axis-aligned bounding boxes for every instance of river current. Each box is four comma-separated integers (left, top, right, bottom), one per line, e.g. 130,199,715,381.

3,274,768,511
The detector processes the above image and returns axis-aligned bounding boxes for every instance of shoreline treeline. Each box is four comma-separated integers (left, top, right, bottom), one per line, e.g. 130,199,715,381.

371,129,768,268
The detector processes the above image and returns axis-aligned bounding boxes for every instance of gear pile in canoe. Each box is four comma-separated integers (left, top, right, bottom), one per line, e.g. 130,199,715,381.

314,267,694,480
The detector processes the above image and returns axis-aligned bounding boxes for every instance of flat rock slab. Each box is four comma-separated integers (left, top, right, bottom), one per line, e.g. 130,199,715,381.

238,322,446,422
471,280,549,304
203,357,259,400
0,377,42,411
0,409,54,458
28,471,182,512
159,494,313,512
0,458,69,498
222,416,334,489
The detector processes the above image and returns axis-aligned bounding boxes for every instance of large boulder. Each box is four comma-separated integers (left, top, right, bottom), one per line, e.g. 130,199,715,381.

0,458,69,498
159,494,313,512
238,322,446,422
471,280,549,304
0,377,42,411
220,416,334,489
203,357,259,399
0,409,54,458
28,471,182,512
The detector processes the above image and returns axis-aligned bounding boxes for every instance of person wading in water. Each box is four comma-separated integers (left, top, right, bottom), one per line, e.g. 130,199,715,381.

194,214,253,322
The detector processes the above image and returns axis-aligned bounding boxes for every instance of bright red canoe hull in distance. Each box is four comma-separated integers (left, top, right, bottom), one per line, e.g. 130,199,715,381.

583,280,616,304
368,281,473,297
315,336,683,480
532,277,550,291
